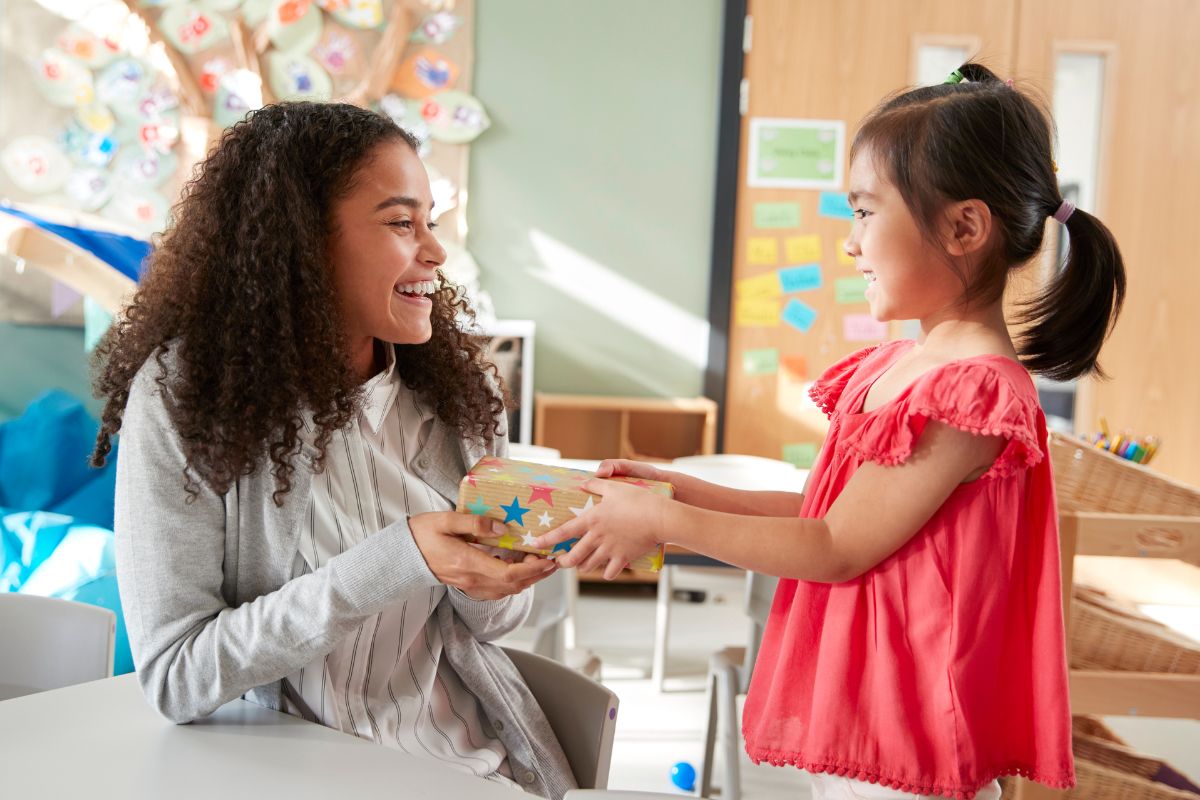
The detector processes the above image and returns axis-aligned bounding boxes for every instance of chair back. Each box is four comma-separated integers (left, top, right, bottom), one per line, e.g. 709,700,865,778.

0,593,115,700
503,646,618,789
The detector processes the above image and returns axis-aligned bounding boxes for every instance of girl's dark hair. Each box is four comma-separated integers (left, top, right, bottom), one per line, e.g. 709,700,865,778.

851,61,1126,381
90,102,504,504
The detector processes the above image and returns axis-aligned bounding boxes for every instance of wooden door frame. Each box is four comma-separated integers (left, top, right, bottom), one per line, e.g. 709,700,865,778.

703,0,747,451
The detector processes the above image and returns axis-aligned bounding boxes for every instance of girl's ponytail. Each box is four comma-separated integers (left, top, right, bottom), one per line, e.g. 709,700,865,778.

1017,206,1126,381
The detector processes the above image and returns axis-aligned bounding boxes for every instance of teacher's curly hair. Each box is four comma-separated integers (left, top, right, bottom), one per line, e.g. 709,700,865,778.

90,102,505,505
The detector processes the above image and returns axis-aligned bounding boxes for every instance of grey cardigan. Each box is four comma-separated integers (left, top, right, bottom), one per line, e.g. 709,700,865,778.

113,348,576,799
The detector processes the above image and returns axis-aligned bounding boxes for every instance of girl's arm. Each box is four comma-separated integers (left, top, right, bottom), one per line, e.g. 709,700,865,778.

537,421,1003,581
595,459,807,517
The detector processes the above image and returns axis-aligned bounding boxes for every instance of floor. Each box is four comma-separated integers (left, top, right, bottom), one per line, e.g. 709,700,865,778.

503,565,1200,799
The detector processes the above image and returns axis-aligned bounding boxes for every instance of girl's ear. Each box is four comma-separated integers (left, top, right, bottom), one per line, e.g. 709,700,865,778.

941,199,993,257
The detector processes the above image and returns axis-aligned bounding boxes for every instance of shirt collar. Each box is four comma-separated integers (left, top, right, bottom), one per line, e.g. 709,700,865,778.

360,343,399,434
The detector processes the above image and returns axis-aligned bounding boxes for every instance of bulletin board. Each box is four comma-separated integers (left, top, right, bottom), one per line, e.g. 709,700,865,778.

718,0,1017,467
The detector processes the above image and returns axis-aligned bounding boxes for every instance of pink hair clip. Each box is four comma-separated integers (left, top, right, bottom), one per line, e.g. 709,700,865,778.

1005,78,1014,88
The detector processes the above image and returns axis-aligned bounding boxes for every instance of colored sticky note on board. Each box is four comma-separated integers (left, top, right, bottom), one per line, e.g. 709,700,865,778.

747,237,779,265
781,298,817,332
835,276,869,304
735,296,782,327
780,354,808,381
778,263,822,293
818,191,856,220
782,442,818,469
843,313,889,341
753,202,801,229
836,238,855,266
736,271,783,299
784,234,821,263
743,347,780,375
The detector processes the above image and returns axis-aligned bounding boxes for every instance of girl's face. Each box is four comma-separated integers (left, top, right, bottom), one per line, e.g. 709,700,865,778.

327,139,446,355
843,149,964,323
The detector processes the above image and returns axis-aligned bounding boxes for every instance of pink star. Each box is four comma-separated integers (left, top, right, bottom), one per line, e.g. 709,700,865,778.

528,485,555,506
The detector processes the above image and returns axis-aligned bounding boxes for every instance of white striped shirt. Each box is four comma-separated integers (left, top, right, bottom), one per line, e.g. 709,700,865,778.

283,347,515,785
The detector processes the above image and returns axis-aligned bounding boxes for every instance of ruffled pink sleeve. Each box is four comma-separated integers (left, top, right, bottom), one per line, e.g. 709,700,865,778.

838,360,1044,478
808,345,883,418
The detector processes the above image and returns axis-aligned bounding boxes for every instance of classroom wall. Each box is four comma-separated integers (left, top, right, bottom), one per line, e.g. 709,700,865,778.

467,0,723,398
0,323,99,420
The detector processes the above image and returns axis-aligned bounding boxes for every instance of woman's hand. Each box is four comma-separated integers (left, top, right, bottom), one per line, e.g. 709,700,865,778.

409,512,557,600
533,479,670,581
594,459,674,483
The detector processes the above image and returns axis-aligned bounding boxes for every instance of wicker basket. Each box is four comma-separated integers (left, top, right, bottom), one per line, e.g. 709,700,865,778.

1070,585,1200,674
1072,759,1199,800
1049,432,1200,516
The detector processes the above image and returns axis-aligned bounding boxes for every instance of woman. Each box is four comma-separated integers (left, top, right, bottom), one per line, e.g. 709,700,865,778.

91,102,573,798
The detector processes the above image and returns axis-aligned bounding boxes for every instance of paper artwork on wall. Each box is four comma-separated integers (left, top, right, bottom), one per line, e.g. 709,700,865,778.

312,25,362,75
392,48,459,98
213,69,264,127
1,136,72,194
421,90,489,144
318,0,384,30
32,48,95,107
268,52,333,102
268,0,323,53
64,168,114,211
411,12,462,44
160,5,231,55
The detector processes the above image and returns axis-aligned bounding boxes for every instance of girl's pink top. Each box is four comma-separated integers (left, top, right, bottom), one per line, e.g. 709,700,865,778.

742,340,1075,799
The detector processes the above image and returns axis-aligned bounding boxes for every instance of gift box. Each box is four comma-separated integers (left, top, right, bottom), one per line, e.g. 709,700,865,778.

455,456,672,572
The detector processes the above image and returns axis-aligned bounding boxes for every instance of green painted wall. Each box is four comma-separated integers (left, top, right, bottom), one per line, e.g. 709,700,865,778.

0,322,99,420
468,0,723,398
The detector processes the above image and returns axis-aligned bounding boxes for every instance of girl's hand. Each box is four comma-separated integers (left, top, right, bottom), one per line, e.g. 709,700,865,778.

593,458,672,483
409,512,557,599
533,479,669,581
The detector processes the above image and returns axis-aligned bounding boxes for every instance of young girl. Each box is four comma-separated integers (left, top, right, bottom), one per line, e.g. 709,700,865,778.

91,102,573,798
538,63,1126,799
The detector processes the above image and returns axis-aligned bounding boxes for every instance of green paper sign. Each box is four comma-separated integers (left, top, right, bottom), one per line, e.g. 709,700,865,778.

836,276,870,304
782,442,818,469
749,118,845,189
743,347,780,375
753,202,801,229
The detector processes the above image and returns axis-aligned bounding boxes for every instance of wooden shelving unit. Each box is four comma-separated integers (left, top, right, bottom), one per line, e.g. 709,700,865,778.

533,394,717,463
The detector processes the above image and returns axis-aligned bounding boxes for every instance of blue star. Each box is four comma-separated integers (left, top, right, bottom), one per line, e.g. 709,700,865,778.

552,538,578,554
500,497,531,526
466,496,491,516
532,474,558,484
517,465,535,473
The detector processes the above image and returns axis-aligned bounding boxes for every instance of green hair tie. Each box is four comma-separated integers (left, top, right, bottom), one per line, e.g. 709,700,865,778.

944,69,965,84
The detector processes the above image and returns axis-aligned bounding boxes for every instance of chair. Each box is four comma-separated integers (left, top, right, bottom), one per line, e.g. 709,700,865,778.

699,571,779,800
502,645,619,790
0,593,116,701
565,792,711,799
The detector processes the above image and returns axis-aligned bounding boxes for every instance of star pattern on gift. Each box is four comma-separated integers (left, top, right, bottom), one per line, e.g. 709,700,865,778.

465,475,477,487
528,485,555,506
537,511,553,528
477,457,503,467
552,538,578,554
569,497,595,517
532,473,558,484
500,497,531,526
517,465,535,473
626,479,651,488
497,533,520,550
466,496,490,516
522,532,539,546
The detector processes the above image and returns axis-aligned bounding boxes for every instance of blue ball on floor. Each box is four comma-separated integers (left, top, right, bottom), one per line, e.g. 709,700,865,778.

670,761,696,792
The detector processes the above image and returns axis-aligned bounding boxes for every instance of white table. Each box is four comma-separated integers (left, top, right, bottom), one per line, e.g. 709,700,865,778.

0,674,522,798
